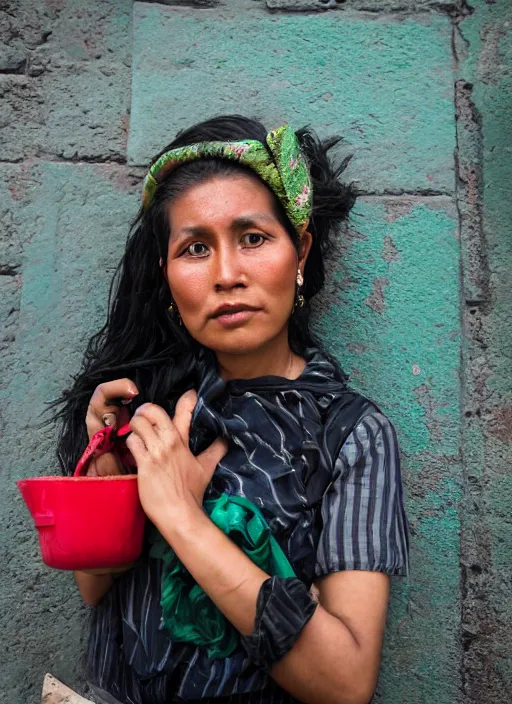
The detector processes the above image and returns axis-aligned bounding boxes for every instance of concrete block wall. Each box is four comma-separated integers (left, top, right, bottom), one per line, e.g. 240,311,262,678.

0,1,510,702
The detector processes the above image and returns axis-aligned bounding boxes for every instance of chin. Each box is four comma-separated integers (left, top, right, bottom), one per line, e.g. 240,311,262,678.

207,338,269,357
200,327,282,357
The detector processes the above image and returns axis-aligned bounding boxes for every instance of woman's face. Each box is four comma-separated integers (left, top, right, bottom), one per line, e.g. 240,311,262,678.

164,174,311,357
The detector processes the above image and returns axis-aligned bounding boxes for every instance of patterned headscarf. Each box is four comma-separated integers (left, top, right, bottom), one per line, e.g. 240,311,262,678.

142,124,312,236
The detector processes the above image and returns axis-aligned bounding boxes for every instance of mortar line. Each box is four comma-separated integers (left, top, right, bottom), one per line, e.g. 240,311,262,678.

0,157,128,166
0,157,455,198
136,0,472,20
264,7,465,18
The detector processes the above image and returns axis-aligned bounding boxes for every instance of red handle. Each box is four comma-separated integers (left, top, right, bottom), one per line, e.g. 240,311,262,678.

73,424,133,477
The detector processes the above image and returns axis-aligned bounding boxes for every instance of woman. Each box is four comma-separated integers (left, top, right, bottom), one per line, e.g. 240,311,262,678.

56,115,409,704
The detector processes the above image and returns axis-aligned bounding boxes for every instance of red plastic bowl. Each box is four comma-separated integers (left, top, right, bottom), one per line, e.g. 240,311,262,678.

17,424,146,571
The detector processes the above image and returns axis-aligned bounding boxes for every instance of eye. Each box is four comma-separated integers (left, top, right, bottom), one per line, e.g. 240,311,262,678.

185,242,209,257
242,233,266,247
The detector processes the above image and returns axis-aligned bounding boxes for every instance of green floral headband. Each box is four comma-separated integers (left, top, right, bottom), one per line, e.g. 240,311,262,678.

142,124,312,236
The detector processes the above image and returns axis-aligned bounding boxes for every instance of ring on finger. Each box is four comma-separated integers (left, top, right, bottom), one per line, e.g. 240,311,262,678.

102,412,117,428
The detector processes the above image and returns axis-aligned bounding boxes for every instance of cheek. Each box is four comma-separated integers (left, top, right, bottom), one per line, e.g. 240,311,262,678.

254,248,297,300
166,264,210,312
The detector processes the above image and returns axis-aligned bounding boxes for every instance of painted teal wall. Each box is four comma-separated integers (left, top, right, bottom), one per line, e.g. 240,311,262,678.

0,1,510,702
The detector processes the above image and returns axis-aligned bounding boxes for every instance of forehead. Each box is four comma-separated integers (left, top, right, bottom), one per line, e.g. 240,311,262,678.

167,174,279,226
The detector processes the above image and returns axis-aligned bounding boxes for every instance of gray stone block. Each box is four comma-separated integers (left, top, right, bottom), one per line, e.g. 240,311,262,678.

0,163,140,704
129,3,456,193
0,0,132,161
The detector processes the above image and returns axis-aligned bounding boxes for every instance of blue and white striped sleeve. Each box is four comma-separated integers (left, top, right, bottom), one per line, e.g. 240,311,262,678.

315,410,409,578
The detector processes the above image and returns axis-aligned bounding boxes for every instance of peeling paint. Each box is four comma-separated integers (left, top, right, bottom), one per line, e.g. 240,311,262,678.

365,276,389,314
487,406,512,443
382,235,400,263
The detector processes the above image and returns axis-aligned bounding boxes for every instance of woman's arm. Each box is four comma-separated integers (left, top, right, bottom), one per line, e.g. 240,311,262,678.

157,501,388,704
275,571,389,704
74,571,114,606
73,564,135,606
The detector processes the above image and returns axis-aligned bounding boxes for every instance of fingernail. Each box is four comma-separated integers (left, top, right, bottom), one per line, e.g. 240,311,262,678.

102,412,116,427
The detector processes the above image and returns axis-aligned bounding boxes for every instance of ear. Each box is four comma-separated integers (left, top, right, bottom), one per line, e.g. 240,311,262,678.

298,229,313,272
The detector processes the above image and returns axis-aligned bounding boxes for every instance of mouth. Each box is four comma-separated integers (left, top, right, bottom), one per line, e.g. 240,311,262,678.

210,304,260,319
210,304,261,327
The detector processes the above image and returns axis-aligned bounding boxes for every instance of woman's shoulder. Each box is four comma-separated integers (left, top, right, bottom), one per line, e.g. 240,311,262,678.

349,397,397,433
322,384,399,464
336,397,400,468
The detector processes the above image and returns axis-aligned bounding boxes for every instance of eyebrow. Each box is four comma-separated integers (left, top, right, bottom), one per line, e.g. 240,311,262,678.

171,213,278,241
231,213,277,229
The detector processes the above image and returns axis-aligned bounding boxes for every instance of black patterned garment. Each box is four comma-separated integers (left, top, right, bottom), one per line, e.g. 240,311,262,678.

87,349,409,704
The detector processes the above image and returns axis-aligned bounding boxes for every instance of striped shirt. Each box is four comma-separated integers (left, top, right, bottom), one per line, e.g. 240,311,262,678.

87,349,409,704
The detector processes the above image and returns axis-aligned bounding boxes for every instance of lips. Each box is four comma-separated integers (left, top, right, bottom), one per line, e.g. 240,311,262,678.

210,304,260,319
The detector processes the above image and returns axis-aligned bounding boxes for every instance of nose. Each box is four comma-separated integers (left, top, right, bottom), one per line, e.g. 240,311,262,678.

213,244,246,291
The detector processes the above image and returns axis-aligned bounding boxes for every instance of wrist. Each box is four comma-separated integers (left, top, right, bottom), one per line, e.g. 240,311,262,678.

153,497,207,543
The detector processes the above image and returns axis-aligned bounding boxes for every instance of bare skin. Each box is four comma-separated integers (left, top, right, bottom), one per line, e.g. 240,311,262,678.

74,175,390,704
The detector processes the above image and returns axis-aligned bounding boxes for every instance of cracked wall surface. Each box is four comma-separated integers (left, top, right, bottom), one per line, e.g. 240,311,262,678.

454,1,512,700
0,0,510,702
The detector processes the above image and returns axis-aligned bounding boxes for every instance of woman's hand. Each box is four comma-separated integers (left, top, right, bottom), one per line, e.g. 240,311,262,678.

126,390,227,528
85,378,139,476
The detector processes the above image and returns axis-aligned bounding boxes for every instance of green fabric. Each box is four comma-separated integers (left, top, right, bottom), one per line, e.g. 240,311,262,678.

148,494,295,659
142,124,312,235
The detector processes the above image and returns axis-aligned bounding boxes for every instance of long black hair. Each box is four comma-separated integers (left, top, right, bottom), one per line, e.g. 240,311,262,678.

54,115,357,473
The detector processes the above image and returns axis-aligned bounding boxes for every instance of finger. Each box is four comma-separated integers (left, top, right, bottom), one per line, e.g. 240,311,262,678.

86,461,99,477
85,405,108,437
86,404,131,439
134,403,175,438
98,407,131,431
91,378,139,407
197,437,228,482
86,379,138,438
173,390,198,446
89,379,139,416
101,412,117,428
88,453,123,477
129,415,160,452
125,432,147,465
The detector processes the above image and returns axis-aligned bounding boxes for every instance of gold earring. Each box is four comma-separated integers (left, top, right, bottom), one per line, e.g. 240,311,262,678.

294,269,305,310
168,300,183,325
